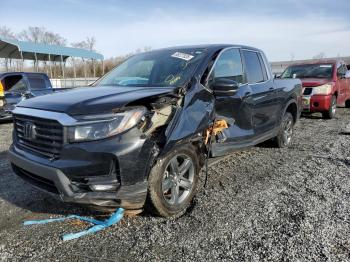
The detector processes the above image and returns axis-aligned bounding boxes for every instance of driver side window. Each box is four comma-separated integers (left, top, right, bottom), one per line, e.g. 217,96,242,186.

208,48,246,87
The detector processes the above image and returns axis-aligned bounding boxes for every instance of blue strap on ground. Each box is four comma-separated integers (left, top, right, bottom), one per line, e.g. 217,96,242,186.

23,208,124,241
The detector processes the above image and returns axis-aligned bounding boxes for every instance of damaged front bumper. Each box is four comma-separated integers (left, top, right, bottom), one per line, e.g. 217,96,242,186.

9,127,156,210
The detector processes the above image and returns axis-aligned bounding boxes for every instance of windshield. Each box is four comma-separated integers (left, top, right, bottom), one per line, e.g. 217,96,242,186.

281,64,334,79
95,48,206,87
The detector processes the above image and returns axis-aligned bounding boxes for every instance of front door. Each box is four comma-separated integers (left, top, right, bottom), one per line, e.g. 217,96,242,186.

206,48,255,156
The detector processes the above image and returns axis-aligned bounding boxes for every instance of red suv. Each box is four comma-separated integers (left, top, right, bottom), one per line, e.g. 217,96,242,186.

281,60,350,119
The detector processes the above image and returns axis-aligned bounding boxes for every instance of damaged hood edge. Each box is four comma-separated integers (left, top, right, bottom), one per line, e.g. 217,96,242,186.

16,85,178,115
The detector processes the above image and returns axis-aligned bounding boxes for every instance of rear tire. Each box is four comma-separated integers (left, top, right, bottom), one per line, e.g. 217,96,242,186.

274,112,294,148
322,95,336,119
145,144,200,217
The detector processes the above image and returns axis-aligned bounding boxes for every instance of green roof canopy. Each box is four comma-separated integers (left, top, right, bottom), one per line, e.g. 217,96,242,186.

0,37,104,61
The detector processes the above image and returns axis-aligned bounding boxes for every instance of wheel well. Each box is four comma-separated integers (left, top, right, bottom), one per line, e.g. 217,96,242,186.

286,102,298,123
191,141,207,168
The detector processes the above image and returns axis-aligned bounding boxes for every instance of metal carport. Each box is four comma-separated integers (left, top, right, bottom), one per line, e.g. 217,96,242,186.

0,37,104,83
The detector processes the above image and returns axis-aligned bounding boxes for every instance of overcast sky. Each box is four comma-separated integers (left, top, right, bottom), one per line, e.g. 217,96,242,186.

1,0,350,61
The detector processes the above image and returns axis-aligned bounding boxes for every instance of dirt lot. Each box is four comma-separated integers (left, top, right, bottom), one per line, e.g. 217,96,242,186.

0,109,350,261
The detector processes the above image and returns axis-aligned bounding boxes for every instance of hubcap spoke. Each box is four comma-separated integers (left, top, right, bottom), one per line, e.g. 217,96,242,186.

179,178,192,190
283,119,293,145
179,159,191,176
170,158,179,174
170,185,179,204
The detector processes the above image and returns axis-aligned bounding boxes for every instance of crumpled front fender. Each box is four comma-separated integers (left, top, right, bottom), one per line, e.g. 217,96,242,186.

162,83,215,155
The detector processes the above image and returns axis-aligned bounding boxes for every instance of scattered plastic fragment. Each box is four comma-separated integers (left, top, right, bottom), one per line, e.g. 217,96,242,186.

23,208,124,241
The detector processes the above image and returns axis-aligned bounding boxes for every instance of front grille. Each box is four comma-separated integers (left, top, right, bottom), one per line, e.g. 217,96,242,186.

303,88,312,95
12,164,59,194
14,114,64,158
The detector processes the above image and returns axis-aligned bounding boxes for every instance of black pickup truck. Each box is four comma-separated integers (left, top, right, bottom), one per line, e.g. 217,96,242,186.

0,72,54,120
8,45,302,216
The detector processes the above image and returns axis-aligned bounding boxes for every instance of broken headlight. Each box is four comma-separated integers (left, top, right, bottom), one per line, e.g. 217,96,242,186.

68,107,146,142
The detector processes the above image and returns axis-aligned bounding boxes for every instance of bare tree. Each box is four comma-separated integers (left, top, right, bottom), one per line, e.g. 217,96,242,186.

0,26,15,38
71,36,96,51
17,27,68,73
313,52,325,60
0,26,17,70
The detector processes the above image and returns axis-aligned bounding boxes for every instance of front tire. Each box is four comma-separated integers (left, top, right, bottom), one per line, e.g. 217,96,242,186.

322,95,336,119
145,144,200,217
274,112,294,148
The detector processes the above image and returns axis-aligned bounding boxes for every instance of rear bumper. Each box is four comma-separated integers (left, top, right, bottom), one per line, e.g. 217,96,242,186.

302,94,332,112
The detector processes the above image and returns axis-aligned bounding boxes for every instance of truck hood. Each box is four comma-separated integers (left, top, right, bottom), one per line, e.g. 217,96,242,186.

301,78,333,87
17,85,177,115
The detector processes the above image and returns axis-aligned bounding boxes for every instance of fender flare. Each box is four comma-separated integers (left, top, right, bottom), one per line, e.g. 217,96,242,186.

279,98,298,124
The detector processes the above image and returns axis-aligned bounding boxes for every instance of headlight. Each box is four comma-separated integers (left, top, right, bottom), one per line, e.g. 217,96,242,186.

0,99,4,107
68,107,146,142
313,84,332,95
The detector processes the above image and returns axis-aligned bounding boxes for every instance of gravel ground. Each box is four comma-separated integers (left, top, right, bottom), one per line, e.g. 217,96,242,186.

0,109,350,261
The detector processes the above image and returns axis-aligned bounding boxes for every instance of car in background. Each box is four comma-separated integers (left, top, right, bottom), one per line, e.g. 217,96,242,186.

281,60,350,119
0,72,55,121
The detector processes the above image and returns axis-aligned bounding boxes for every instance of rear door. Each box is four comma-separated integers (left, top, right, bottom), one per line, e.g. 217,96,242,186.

208,48,255,156
241,49,279,137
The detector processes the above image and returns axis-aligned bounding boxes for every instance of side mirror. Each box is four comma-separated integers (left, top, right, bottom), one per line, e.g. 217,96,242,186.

21,90,32,99
274,73,281,79
345,70,350,79
211,78,239,94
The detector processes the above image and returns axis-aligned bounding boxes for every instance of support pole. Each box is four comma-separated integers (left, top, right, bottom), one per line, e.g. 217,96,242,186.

34,53,38,72
102,60,104,75
20,51,24,71
72,57,76,88
61,55,65,88
48,54,53,79
93,59,96,78
83,58,87,86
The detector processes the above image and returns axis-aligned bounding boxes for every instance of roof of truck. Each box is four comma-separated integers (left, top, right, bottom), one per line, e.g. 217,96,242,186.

153,44,263,53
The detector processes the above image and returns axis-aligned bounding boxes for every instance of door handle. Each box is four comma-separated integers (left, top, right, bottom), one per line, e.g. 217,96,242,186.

269,87,274,91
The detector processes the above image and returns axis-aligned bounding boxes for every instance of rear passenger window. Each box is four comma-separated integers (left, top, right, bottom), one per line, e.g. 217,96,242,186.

209,48,246,85
28,75,47,90
242,50,265,84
